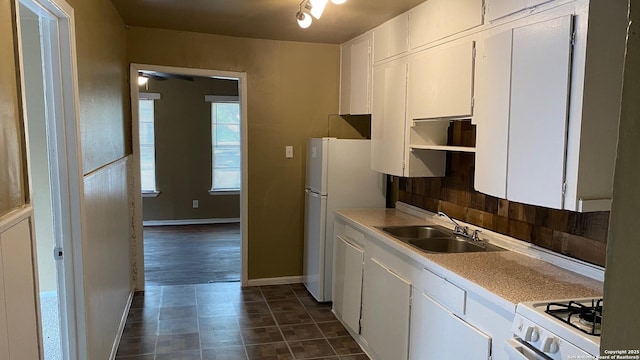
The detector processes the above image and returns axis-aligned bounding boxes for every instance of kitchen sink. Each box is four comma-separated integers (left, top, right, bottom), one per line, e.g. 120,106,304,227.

379,225,451,239
377,225,505,254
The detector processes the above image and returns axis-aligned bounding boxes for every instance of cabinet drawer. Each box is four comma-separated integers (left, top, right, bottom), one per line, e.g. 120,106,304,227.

337,223,364,246
420,268,466,316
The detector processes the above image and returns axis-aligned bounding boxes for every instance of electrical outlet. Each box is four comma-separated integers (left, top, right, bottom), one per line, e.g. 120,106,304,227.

285,146,293,159
192,200,199,208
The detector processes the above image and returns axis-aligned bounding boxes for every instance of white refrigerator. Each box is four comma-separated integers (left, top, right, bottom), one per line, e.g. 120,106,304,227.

303,137,385,302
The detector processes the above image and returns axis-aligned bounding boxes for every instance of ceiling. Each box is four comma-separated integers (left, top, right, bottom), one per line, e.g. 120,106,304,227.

110,0,426,44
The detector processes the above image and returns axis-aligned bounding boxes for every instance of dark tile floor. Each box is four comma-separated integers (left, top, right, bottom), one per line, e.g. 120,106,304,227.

116,282,370,360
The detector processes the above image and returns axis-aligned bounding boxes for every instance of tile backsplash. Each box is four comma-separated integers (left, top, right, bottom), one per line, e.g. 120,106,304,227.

396,120,608,267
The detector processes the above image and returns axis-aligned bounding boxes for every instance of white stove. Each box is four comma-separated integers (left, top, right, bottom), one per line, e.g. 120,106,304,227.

507,298,602,359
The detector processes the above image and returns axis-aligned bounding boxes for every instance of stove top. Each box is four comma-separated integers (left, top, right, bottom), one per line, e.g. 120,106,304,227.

545,298,603,336
515,297,601,357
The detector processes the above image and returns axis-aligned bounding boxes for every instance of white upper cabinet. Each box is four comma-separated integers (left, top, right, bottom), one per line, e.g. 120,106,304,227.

349,34,372,115
408,0,483,50
371,58,407,176
485,0,555,22
473,30,513,199
507,16,573,209
340,33,372,115
373,13,408,64
339,43,351,115
408,41,475,120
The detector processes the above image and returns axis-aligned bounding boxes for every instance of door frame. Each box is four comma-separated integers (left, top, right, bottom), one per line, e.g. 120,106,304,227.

14,0,88,358
130,63,249,288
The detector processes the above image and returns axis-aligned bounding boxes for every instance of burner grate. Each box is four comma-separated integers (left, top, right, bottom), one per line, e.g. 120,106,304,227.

545,299,603,336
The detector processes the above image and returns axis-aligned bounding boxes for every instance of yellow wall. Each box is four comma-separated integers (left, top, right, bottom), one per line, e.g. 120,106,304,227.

0,0,26,217
67,0,130,174
127,27,340,279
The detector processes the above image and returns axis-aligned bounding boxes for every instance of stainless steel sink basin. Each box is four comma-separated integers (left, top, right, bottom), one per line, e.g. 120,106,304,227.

380,225,451,239
377,225,505,254
408,238,496,253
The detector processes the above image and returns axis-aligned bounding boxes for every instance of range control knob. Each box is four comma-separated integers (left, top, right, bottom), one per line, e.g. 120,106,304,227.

543,337,560,353
525,326,540,342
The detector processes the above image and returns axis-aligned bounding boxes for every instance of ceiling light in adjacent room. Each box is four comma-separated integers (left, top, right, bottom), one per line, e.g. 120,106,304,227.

331,0,347,4
137,76,148,86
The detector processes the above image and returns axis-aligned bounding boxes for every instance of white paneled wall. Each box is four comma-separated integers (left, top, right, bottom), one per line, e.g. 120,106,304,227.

0,210,41,360
83,156,133,359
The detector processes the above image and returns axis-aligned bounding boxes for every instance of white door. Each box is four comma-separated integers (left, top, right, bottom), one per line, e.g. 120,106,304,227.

16,0,85,358
350,36,371,115
303,190,327,301
473,30,513,198
410,292,491,360
507,16,573,209
407,41,475,120
306,138,328,194
371,58,407,176
332,236,364,334
361,257,411,360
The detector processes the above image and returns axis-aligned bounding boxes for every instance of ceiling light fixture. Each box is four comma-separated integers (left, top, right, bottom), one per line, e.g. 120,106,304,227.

296,0,346,29
137,75,148,86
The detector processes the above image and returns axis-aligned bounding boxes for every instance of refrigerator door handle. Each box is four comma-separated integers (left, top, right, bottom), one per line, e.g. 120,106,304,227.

305,188,323,198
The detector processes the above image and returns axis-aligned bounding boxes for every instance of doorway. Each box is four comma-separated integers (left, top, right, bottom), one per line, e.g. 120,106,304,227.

130,64,249,289
15,0,86,359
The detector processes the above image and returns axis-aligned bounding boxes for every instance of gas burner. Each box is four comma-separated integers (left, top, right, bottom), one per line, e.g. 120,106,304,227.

545,299,603,336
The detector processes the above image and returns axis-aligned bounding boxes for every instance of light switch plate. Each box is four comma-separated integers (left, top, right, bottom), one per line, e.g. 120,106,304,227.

192,200,199,208
285,146,293,158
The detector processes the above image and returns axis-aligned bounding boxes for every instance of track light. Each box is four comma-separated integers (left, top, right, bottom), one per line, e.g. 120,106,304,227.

296,0,345,29
137,76,148,86
309,0,328,19
296,10,312,28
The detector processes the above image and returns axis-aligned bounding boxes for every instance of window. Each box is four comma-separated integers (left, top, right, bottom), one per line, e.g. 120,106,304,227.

207,95,241,192
139,93,160,194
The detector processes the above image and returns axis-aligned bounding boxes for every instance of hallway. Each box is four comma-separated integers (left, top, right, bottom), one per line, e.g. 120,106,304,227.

116,282,369,359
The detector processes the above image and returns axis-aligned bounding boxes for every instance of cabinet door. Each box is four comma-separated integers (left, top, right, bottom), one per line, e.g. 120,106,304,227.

361,257,411,360
408,41,475,120
408,0,483,49
339,43,351,115
507,16,573,209
373,13,408,63
371,58,407,176
332,236,364,334
473,30,513,198
485,0,527,22
410,292,491,360
486,0,554,22
350,36,371,115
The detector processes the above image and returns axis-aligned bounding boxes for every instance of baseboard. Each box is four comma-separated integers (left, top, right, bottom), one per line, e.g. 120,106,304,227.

143,218,240,226
110,290,133,360
246,276,304,287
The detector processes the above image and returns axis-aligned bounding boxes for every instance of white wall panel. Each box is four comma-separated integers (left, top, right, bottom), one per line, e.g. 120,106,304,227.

0,217,40,360
83,157,132,358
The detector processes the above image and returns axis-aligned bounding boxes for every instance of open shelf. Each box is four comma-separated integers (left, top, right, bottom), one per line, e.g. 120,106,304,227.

410,145,476,152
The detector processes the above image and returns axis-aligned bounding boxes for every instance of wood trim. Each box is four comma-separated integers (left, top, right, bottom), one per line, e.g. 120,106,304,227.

0,206,33,234
109,291,133,360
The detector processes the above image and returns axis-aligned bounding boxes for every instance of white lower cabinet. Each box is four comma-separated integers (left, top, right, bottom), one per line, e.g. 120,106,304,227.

332,235,365,334
361,257,412,360
409,291,491,360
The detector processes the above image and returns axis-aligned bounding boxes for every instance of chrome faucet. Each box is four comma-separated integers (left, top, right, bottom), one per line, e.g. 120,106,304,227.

437,211,481,241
